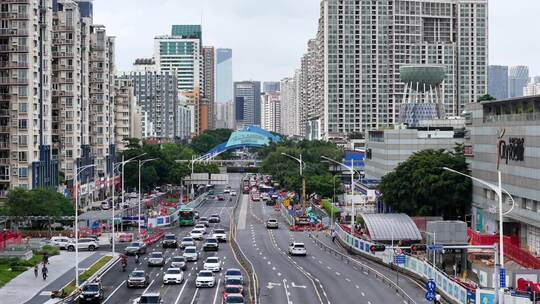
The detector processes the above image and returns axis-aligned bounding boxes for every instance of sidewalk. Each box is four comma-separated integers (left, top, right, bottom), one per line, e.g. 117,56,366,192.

0,251,102,304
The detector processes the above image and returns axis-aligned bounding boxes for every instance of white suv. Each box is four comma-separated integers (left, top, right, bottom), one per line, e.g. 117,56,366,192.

196,270,216,288
288,242,307,256
66,238,99,251
50,236,72,250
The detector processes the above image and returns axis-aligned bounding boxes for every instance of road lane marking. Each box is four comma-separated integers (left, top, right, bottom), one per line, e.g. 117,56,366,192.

361,291,365,296
143,278,155,294
103,279,125,303
189,288,199,304
283,278,293,304
173,279,189,304
212,278,222,304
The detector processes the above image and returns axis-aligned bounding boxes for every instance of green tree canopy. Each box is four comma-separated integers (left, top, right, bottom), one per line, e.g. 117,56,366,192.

477,94,496,102
379,146,472,219
3,188,74,217
260,140,344,198
190,128,233,154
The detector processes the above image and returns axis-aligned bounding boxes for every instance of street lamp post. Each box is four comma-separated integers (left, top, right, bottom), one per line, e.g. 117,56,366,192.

138,158,157,236
120,153,146,232
280,153,307,214
73,164,97,288
322,156,359,231
442,167,515,303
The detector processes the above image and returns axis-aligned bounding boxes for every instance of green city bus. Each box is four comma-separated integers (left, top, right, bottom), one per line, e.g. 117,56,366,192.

178,207,195,226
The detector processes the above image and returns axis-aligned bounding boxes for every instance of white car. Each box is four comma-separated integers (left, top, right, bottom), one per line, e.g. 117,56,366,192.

100,201,110,210
288,242,307,256
224,268,243,284
180,237,195,249
223,188,230,194
50,236,72,250
163,268,184,284
183,246,198,262
66,238,99,252
196,270,216,288
190,229,205,240
203,257,222,272
212,228,227,242
194,224,207,234
230,190,237,196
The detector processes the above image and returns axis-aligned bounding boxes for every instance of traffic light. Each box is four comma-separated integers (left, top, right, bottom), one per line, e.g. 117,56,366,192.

410,244,427,253
370,244,386,252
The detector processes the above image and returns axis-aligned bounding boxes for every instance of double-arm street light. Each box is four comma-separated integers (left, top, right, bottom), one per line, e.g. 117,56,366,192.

321,156,362,231
442,166,515,303
280,153,307,214
138,158,157,236
72,163,97,288
111,153,146,255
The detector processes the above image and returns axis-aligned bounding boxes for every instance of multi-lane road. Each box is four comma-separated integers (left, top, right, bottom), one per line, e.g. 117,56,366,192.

96,173,423,303
98,182,245,304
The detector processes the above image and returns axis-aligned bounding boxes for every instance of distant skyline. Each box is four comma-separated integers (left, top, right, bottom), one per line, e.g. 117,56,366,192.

94,0,540,80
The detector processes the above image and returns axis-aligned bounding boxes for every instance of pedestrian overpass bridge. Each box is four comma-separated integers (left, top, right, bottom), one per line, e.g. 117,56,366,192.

197,125,281,162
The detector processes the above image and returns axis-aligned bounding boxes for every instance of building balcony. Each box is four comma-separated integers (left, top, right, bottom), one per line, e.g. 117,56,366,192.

0,158,9,165
0,28,29,36
52,90,74,97
0,77,28,85
90,55,105,62
0,45,28,53
52,77,74,84
0,61,29,69
90,67,104,73
0,12,29,19
52,38,75,45
0,140,9,148
52,51,74,58
0,175,9,182
53,25,75,32
0,94,15,102
3,0,30,3
91,45,105,52
0,109,9,117
90,77,104,83
53,64,74,71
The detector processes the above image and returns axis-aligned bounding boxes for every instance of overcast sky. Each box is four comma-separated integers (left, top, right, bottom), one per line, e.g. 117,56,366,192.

94,0,540,81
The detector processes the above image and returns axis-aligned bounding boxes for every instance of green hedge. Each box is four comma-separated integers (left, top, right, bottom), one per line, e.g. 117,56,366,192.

0,244,60,287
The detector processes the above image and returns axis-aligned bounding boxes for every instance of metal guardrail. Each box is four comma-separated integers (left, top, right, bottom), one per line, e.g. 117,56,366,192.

309,233,416,304
229,182,259,304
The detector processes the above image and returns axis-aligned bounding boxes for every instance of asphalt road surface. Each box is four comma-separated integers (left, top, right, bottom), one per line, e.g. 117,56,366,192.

236,182,414,304
97,183,245,304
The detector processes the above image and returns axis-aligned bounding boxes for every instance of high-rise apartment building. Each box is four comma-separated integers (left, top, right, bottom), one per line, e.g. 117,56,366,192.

262,82,280,93
314,0,488,139
201,46,215,131
280,76,301,137
127,71,187,140
113,78,142,152
215,48,233,128
234,81,261,127
0,0,59,193
52,0,95,184
303,38,324,140
154,25,203,136
508,65,529,98
260,92,281,133
89,25,115,178
487,65,508,100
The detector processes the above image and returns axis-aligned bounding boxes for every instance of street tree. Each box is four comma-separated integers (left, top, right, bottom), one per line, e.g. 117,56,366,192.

379,146,471,219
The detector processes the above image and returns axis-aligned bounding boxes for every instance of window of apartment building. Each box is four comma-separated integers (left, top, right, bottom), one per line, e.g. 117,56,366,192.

65,124,73,132
18,167,27,178
66,111,73,118
18,86,27,97
17,69,27,80
65,137,72,145
18,151,27,162
18,103,27,113
65,150,72,158
18,119,27,130
65,97,73,107
18,135,27,145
